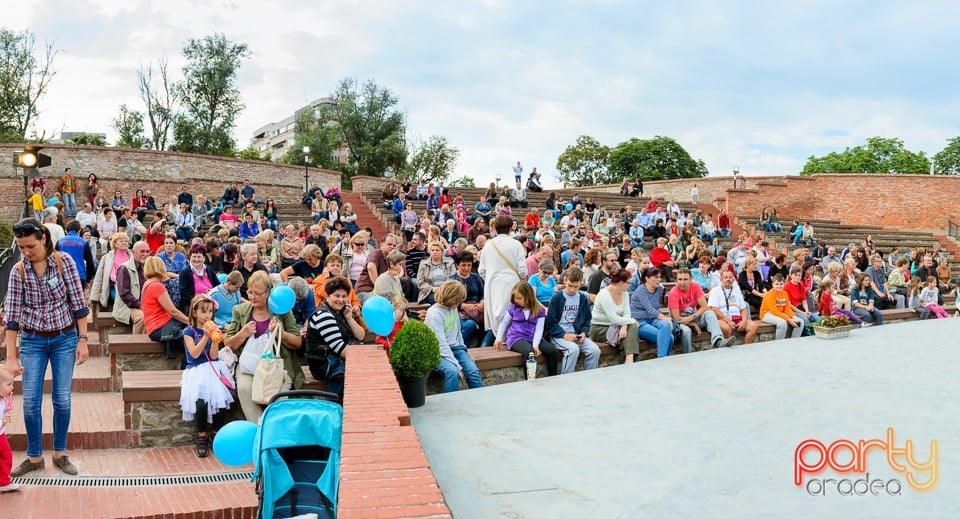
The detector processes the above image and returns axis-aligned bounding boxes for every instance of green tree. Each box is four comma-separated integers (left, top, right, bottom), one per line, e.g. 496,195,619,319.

137,58,175,151
402,135,460,184
801,137,930,174
555,135,610,186
608,136,708,181
933,137,960,175
284,105,342,170
0,28,56,141
237,145,271,161
112,104,148,148
329,77,407,180
65,132,107,146
448,176,476,188
170,33,249,156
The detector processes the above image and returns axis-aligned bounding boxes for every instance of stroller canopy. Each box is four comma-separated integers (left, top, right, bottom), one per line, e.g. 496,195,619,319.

253,398,343,518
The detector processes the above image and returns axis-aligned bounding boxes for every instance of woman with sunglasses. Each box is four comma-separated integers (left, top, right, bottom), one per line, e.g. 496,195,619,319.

4,219,89,477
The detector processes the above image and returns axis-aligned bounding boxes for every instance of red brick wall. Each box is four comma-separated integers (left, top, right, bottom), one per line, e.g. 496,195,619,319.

0,144,341,221
725,174,960,232
339,345,451,518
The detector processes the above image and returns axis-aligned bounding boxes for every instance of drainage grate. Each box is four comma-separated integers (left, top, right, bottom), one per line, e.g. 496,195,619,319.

12,471,254,487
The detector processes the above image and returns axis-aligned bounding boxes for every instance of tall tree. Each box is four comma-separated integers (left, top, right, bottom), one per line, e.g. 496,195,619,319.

0,28,56,141
137,58,175,150
555,135,611,186
329,77,407,178
932,137,960,175
402,135,460,184
171,33,249,156
112,104,148,149
284,104,342,170
608,136,708,181
801,137,930,174
448,175,476,188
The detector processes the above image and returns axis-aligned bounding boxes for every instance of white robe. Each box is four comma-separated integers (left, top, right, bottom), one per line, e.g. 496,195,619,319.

479,235,528,333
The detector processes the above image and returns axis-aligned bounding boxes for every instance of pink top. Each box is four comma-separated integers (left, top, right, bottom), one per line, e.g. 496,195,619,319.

110,249,131,283
193,270,213,295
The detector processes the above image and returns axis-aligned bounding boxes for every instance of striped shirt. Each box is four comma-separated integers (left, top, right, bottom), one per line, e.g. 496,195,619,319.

306,306,352,356
4,253,89,332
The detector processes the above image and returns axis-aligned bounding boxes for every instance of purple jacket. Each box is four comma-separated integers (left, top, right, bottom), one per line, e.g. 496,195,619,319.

506,304,545,348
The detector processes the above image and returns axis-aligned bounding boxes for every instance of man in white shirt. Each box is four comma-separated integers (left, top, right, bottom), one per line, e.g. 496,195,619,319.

707,269,759,345
75,202,97,230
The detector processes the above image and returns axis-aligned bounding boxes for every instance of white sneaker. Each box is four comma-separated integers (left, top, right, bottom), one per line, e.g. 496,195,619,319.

860,322,872,328
0,483,21,492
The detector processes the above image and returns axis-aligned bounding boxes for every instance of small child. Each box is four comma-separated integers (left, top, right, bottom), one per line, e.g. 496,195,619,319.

816,279,867,327
906,278,932,320
0,366,20,491
494,281,559,377
28,186,44,221
760,274,805,339
919,277,950,318
209,271,245,327
425,281,482,393
180,294,236,458
375,294,408,354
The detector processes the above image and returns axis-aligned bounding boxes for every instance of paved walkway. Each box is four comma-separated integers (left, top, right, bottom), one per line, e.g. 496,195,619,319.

411,318,960,518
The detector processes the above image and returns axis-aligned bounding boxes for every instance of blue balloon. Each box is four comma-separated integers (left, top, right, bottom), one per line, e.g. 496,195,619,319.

268,285,296,315
362,295,396,337
213,420,258,467
217,273,228,283
565,203,573,211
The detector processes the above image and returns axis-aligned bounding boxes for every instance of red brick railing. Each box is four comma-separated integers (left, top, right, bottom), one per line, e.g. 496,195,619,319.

338,345,452,518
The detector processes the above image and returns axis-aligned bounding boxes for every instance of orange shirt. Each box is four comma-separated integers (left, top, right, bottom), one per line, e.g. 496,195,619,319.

313,273,360,309
759,288,795,321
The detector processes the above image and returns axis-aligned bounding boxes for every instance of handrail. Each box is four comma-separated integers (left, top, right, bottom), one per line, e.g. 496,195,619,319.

949,220,960,242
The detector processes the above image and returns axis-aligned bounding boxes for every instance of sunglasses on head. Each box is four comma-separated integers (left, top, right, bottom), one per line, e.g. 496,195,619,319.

13,221,44,238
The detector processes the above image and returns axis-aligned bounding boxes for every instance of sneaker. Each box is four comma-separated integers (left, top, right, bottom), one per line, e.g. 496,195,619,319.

860,322,872,328
52,455,78,476
196,434,209,458
0,483,21,492
711,337,722,349
10,458,44,477
719,336,737,348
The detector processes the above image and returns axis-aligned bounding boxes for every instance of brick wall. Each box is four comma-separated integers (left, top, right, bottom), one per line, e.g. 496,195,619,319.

574,176,783,205
0,144,341,222
338,345,451,518
725,174,960,233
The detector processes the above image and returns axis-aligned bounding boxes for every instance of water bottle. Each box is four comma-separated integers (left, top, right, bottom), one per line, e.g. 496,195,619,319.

525,352,537,381
202,321,223,344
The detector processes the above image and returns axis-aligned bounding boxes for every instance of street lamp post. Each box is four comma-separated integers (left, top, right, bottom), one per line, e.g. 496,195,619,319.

732,165,740,189
303,146,311,195
495,174,502,189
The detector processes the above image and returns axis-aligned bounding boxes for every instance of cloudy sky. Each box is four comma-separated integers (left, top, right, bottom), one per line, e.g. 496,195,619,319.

7,0,960,187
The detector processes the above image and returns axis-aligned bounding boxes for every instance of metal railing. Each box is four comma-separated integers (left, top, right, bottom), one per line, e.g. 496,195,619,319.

949,220,960,243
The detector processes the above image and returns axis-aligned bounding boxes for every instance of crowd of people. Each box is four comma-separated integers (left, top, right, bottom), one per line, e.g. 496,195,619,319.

3,167,957,471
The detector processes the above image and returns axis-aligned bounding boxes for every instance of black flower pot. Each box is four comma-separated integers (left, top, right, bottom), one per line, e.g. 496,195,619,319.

397,375,428,408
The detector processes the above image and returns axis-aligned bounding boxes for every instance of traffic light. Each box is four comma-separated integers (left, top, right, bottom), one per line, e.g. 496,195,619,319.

15,146,51,169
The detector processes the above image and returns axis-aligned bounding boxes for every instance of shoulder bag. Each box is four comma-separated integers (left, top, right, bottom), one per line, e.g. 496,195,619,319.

250,327,289,405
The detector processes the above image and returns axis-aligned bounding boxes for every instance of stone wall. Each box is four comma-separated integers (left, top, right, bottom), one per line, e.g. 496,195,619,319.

574,176,782,205
725,174,960,233
0,144,341,222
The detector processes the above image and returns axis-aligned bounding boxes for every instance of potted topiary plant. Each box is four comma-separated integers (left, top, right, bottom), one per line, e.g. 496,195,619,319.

388,320,441,408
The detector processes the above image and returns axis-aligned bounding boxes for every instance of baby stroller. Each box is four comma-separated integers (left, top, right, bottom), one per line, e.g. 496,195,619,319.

253,390,343,519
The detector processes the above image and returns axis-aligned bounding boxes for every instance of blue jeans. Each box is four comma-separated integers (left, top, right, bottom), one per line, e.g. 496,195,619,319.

460,317,478,346
62,193,76,216
719,229,731,238
265,218,279,232
637,318,675,358
480,330,495,347
20,329,78,456
433,345,482,392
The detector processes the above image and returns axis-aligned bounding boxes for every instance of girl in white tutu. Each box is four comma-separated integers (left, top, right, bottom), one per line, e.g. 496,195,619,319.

180,294,235,457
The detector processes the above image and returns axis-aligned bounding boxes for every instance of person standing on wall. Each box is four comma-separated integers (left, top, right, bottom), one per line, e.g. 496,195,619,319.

4,219,90,477
59,168,78,217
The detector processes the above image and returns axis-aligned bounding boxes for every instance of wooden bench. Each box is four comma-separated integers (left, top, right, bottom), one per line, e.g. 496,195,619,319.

122,366,327,402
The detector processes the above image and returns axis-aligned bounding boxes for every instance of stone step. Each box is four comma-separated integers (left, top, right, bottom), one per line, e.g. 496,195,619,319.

13,357,112,394
4,392,134,451
6,446,257,518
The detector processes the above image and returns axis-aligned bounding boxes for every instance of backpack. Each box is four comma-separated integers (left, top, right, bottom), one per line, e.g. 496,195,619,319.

17,251,65,280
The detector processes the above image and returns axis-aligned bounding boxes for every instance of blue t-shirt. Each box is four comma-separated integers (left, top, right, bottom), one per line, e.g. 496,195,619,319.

528,275,558,305
183,327,210,368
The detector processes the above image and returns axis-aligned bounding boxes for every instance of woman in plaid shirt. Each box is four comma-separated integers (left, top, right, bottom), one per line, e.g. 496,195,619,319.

3,218,89,478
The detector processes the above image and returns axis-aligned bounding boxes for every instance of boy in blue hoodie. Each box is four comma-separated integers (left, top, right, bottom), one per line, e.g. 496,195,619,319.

545,267,600,375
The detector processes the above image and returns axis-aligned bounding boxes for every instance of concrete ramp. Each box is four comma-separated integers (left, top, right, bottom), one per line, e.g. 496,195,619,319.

411,318,960,518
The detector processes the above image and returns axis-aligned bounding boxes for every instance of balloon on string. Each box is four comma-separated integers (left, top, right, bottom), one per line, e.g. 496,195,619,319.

217,273,228,283
268,285,297,315
213,420,258,467
362,295,396,337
